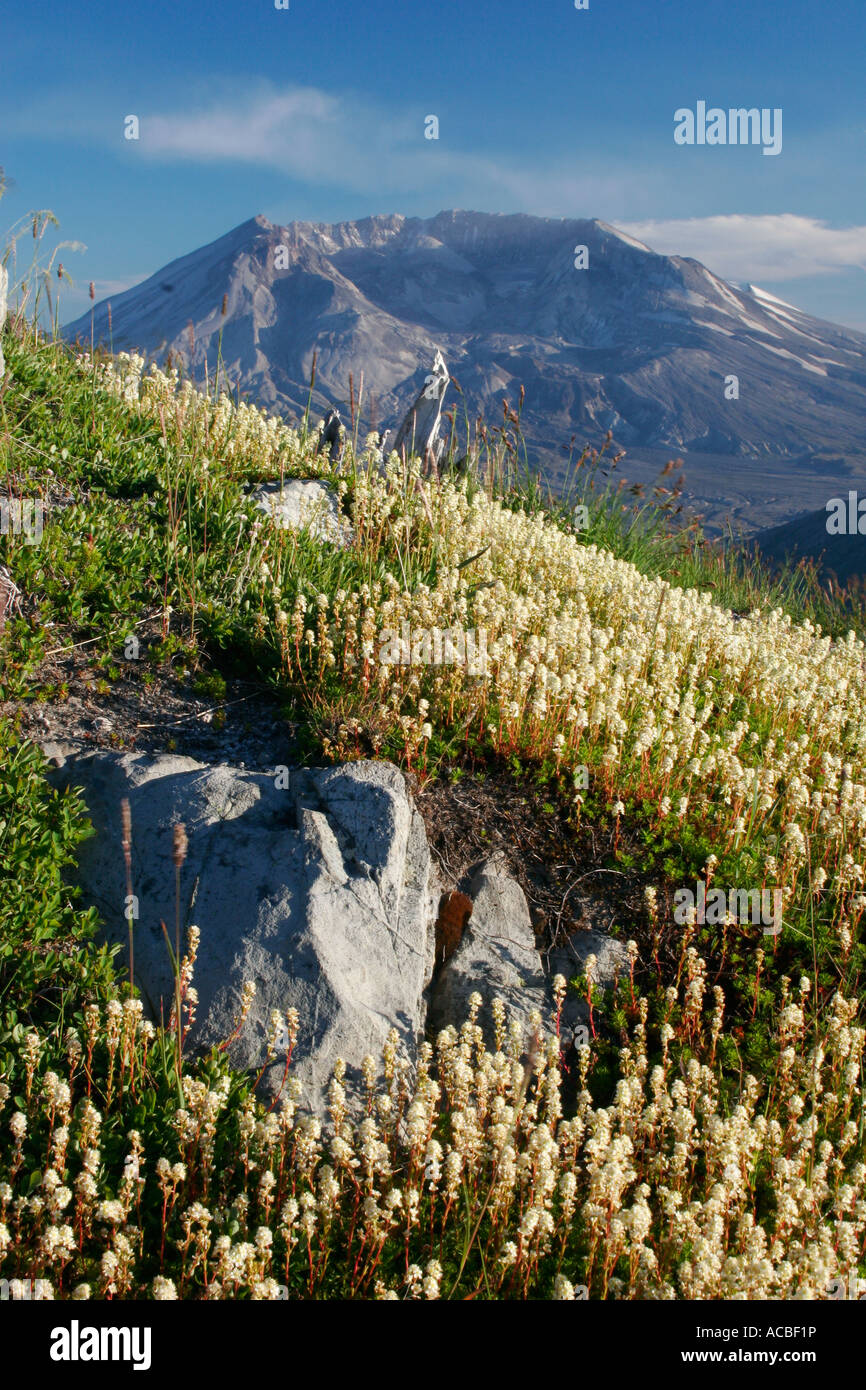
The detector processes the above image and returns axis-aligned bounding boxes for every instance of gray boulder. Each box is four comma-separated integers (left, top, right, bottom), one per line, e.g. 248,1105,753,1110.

251,478,350,547
546,932,631,1050
427,857,631,1053
52,753,437,1113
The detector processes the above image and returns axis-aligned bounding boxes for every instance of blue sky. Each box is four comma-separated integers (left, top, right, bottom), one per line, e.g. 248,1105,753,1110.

2,0,866,326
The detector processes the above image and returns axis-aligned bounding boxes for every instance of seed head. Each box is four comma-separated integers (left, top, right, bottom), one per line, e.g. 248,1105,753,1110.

172,823,188,870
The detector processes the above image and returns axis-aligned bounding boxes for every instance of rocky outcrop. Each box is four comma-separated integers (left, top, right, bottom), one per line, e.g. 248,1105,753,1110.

50,750,628,1115
51,753,436,1110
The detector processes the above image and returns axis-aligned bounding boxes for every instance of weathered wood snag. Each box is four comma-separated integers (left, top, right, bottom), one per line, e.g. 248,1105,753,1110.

0,565,22,632
389,348,450,473
316,408,344,464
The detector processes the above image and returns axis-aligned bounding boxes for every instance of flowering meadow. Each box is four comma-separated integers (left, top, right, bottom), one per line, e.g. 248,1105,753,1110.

0,322,863,1299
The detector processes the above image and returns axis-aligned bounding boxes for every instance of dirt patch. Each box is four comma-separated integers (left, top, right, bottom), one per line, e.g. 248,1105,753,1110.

1,613,299,770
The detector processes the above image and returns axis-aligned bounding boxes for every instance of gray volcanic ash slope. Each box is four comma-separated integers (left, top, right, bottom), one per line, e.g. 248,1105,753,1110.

66,210,866,511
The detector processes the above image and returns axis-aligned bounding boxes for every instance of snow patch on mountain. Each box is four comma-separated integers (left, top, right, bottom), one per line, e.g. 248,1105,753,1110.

747,284,804,312
598,223,654,253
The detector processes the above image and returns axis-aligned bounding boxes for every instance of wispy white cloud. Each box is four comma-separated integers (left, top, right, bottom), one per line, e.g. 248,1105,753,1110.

140,85,677,219
141,83,645,212
88,276,148,296
618,214,866,283
6,80,646,214
144,87,356,178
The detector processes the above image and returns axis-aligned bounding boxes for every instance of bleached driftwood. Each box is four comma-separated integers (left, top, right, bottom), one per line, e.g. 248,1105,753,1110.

388,348,450,471
0,565,22,632
316,408,344,464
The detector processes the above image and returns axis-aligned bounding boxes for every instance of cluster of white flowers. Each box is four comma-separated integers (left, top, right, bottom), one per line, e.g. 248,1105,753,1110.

274,457,866,943
75,350,330,480
0,960,862,1299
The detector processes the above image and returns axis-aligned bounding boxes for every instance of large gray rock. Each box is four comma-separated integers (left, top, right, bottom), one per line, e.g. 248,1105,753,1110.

52,753,436,1113
0,263,7,381
251,479,350,547
427,854,552,1047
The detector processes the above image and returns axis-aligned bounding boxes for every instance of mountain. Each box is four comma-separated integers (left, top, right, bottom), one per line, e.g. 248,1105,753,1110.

65,210,866,520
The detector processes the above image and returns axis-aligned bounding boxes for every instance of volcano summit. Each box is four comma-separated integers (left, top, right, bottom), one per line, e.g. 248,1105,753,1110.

66,210,866,527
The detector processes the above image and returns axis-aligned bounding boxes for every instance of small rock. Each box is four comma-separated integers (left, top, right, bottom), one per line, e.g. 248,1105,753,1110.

428,853,550,1048
39,740,79,769
252,479,350,548
546,932,631,1049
